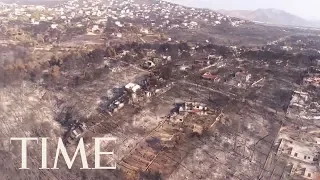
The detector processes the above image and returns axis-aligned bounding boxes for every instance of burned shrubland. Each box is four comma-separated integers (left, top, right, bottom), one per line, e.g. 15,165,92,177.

2,0,320,179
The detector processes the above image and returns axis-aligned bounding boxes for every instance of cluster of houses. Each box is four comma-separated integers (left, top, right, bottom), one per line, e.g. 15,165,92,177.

201,68,253,88
97,74,166,116
67,80,147,141
0,0,248,46
277,84,320,179
167,101,209,124
303,73,320,88
287,91,320,125
178,102,209,115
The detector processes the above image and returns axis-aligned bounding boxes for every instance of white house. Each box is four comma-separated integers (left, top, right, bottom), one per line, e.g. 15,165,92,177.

125,83,141,93
115,21,123,27
51,24,58,29
140,28,149,34
277,138,319,165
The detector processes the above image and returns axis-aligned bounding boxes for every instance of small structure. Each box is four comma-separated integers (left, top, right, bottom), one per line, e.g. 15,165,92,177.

289,91,309,108
107,94,128,115
208,54,216,60
142,60,155,69
276,137,320,179
91,25,100,33
179,65,191,71
290,163,319,180
202,72,220,82
277,138,319,165
125,82,142,100
140,28,150,34
125,83,141,94
71,129,82,139
115,21,123,27
235,70,251,81
192,124,204,135
145,91,152,97
115,33,122,38
111,101,125,113
70,123,87,140
51,24,58,29
194,59,212,66
179,102,209,115
304,75,320,88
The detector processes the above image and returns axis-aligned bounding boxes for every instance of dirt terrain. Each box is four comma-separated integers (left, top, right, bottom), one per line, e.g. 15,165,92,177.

0,0,320,180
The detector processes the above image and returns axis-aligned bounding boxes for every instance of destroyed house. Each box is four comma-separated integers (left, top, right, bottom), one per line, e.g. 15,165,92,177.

235,70,251,81
194,59,212,66
136,76,152,91
99,92,129,114
289,91,309,108
277,138,320,165
304,74,320,88
202,72,219,81
108,100,125,113
125,82,141,94
142,60,155,69
179,102,208,115
290,163,319,180
70,123,87,140
70,128,83,139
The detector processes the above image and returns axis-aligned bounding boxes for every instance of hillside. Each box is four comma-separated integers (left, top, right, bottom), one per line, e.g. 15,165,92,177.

218,8,316,27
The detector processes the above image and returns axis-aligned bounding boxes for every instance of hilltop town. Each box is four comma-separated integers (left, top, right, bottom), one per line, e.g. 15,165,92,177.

0,0,320,180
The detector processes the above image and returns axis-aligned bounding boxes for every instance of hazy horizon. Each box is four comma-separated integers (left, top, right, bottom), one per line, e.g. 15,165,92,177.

166,0,320,20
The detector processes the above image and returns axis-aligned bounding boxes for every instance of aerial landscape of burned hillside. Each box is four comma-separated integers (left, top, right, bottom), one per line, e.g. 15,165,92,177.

0,0,320,179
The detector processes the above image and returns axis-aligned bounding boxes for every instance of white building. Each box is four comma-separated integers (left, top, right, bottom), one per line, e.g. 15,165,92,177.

125,83,141,93
115,21,123,27
277,138,320,179
278,138,319,165
51,24,58,29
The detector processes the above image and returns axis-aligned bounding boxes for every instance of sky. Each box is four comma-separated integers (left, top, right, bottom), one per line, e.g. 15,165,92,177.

166,0,320,20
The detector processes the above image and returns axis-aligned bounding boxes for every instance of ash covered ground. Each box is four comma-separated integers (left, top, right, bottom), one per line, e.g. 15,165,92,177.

0,0,320,180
